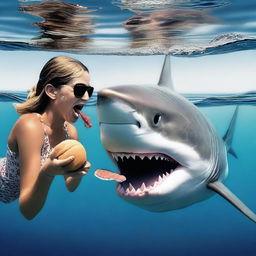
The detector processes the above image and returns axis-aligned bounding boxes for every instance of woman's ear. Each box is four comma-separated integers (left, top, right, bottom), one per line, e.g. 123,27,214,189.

44,84,57,100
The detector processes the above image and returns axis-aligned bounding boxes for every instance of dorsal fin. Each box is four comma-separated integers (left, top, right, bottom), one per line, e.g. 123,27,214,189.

208,181,256,223
223,106,239,158
158,55,174,90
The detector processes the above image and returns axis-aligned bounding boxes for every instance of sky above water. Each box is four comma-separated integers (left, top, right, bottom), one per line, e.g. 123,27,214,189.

1,50,256,93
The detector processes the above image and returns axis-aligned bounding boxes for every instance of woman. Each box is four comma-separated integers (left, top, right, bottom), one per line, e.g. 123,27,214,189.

0,56,93,220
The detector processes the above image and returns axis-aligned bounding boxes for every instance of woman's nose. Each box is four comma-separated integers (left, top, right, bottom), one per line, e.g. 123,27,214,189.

82,92,90,100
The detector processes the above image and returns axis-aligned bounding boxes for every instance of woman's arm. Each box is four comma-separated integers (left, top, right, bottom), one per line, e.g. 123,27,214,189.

64,123,90,192
15,115,74,220
64,161,91,192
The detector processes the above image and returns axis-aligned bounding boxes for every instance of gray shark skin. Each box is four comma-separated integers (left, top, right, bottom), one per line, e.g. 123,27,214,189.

97,56,256,223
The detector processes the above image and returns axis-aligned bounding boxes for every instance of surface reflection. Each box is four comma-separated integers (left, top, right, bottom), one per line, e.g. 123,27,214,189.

19,1,96,51
123,9,216,48
118,0,228,9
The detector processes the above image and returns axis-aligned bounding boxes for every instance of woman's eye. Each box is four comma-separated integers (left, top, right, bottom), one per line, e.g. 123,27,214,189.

153,114,161,126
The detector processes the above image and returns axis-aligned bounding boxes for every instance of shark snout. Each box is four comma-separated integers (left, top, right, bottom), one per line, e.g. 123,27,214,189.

98,87,131,103
97,88,139,125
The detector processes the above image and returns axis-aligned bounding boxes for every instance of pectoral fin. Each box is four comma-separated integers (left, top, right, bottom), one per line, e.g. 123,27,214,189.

208,181,256,223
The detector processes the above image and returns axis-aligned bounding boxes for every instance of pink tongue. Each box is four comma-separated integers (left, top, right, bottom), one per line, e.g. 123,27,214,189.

78,110,92,128
95,169,126,182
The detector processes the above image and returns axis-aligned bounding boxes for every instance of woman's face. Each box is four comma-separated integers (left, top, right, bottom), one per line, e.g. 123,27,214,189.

54,70,91,123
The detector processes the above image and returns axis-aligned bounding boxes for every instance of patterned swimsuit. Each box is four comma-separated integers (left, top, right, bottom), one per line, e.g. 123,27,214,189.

0,114,70,203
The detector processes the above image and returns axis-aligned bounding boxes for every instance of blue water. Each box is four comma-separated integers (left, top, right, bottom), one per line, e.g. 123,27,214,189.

1,0,256,255
0,96,256,256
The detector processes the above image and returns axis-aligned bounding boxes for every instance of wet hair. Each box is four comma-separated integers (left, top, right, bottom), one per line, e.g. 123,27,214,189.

15,56,89,114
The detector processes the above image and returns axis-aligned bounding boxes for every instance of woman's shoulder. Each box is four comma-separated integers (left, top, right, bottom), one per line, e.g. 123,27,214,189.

14,113,44,135
9,113,44,149
16,113,42,126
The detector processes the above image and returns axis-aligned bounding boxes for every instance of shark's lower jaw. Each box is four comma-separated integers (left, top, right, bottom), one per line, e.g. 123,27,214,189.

109,152,181,198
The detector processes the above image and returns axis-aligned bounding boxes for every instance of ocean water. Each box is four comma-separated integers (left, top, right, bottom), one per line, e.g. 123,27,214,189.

1,98,256,256
1,0,256,256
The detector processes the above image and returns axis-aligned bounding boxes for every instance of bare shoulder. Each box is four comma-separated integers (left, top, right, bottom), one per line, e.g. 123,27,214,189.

13,113,44,138
15,113,41,128
8,113,44,151
65,122,78,140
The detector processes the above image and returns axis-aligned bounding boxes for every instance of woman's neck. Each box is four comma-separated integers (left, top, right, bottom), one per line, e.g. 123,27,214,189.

40,109,65,131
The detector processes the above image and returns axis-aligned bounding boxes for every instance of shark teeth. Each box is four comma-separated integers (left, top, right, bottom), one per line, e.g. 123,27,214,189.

111,151,180,198
111,153,171,162
116,170,173,197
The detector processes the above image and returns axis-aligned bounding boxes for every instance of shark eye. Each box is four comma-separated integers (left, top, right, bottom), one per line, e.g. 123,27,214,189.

153,113,161,126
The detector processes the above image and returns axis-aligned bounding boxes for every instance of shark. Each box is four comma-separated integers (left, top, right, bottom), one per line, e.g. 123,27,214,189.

96,55,256,223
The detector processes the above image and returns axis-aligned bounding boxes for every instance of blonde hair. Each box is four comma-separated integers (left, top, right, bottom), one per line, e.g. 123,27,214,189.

15,56,89,114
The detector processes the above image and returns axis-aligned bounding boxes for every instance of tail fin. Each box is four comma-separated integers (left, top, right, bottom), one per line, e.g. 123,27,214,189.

223,106,239,158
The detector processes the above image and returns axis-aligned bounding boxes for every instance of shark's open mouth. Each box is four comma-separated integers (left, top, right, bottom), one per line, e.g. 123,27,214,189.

109,152,181,197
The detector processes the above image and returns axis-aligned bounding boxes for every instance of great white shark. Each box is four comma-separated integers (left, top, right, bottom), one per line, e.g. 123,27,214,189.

96,55,256,223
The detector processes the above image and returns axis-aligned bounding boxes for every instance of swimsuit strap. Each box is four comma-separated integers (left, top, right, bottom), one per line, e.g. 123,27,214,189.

36,113,52,158
64,122,71,139
36,113,48,136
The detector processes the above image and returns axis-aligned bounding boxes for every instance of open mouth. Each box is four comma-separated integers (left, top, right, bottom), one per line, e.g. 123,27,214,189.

73,104,84,116
109,152,181,197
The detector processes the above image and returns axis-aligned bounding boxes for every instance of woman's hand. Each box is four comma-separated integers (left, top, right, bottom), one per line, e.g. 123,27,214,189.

67,161,91,177
41,149,76,178
65,161,91,192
